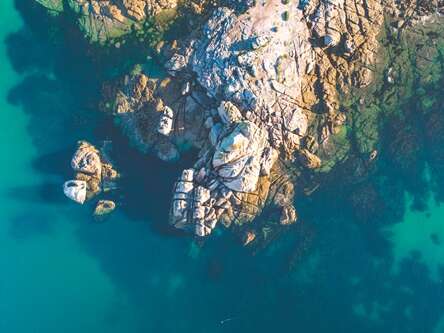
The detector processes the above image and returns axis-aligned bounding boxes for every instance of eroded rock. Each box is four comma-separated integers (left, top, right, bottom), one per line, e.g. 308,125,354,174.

63,141,119,208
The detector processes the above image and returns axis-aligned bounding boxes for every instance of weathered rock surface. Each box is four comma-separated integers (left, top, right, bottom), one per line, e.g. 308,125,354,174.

63,141,119,206
97,0,441,244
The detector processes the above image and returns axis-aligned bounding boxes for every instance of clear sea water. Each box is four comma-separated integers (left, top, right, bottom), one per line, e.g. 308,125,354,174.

2,1,444,332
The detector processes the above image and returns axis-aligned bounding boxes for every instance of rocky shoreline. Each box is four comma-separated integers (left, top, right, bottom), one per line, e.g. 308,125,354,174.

35,0,444,246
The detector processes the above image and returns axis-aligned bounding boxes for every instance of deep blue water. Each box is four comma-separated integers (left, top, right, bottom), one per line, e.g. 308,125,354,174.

2,1,444,332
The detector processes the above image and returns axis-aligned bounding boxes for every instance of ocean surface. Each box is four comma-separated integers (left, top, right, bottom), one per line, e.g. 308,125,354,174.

1,1,444,332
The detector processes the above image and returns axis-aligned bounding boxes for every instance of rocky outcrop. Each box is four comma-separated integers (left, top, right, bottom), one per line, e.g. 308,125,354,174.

36,0,178,42
212,121,269,192
56,0,436,245
164,0,385,239
63,141,119,207
94,200,117,218
101,0,391,242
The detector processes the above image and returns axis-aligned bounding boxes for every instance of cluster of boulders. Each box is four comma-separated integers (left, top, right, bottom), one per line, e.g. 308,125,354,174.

63,141,119,218
38,0,444,243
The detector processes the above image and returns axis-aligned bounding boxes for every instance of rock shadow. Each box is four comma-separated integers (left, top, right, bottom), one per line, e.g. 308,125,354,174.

8,211,55,240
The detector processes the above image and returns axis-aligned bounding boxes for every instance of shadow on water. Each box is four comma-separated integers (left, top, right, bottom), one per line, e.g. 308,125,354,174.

8,182,67,204
8,211,55,240
6,1,444,332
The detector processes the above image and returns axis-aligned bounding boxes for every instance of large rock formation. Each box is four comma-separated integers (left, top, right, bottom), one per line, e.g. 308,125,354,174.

36,0,178,42
48,0,443,244
103,0,390,243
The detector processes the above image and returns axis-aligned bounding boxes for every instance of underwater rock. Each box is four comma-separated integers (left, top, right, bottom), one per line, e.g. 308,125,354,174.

35,0,64,13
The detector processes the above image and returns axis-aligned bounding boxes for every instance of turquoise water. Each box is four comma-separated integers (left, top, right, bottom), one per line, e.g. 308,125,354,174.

2,1,444,332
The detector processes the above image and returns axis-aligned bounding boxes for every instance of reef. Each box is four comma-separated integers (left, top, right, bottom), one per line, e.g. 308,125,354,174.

35,0,444,245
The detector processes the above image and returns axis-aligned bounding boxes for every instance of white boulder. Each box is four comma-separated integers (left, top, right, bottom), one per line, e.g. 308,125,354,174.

63,180,87,204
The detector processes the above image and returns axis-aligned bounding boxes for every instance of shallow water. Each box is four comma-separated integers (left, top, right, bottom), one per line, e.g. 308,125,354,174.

2,1,444,333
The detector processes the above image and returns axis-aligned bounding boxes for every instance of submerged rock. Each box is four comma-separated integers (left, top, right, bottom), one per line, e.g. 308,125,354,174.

35,0,63,13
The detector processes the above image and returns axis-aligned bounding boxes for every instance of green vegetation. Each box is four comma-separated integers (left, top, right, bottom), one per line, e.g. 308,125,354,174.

282,11,289,21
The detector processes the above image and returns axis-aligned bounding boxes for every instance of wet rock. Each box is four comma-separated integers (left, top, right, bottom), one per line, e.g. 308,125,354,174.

165,54,188,74
35,0,63,12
